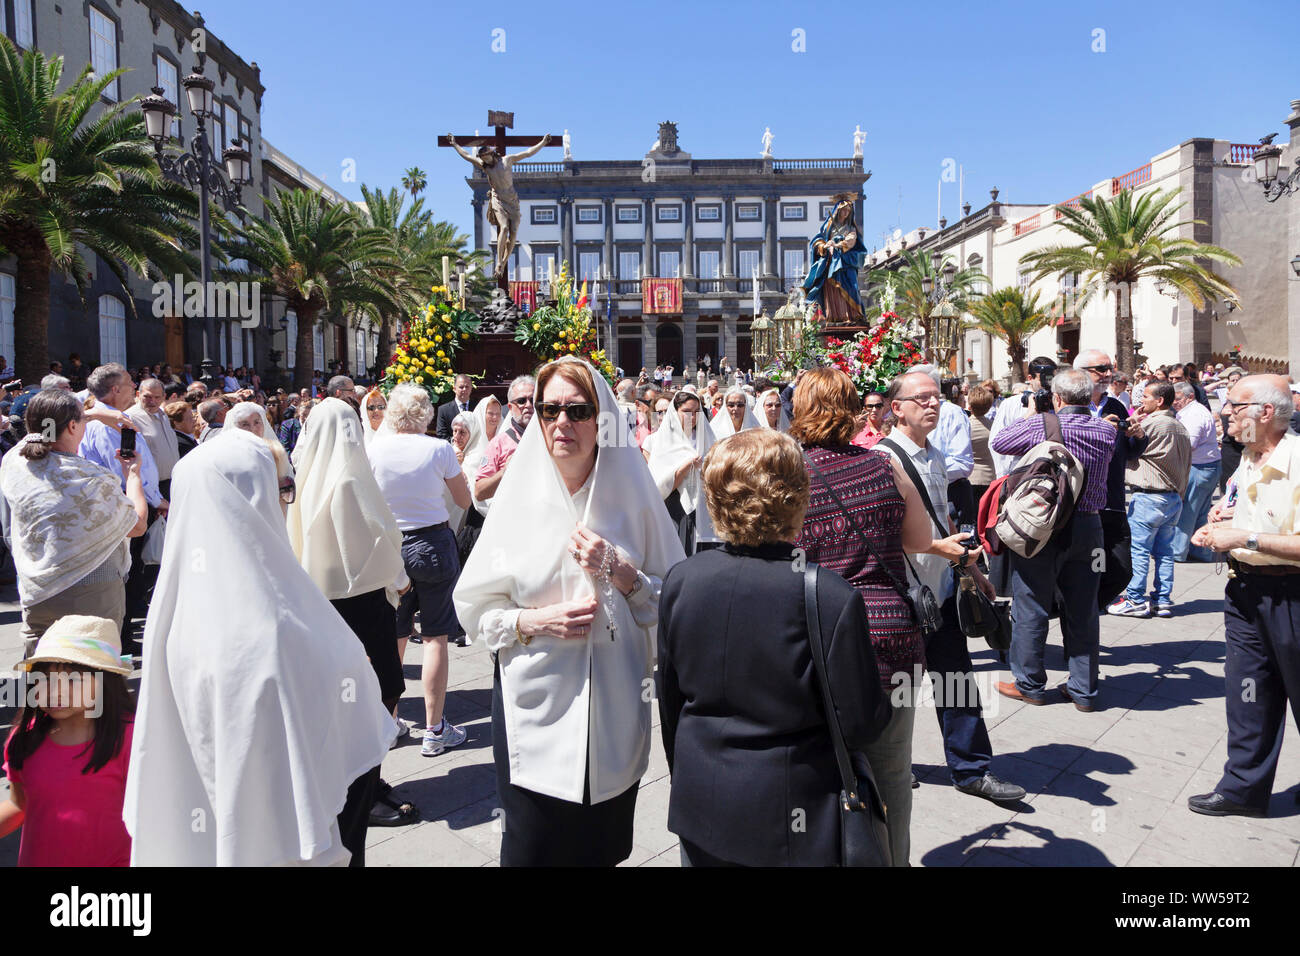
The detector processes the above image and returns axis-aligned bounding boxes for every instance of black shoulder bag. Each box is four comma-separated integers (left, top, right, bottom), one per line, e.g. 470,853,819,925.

804,451,942,635
804,564,892,867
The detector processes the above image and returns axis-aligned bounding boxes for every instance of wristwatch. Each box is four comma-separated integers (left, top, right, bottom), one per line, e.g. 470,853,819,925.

1246,533,1260,552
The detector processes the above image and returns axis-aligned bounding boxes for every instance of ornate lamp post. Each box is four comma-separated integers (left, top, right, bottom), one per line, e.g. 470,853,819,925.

750,312,773,369
1253,138,1299,202
140,69,253,389
771,295,806,370
919,251,961,367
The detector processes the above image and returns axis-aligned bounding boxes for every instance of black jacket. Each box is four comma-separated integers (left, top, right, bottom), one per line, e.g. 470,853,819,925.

435,399,471,441
657,543,891,866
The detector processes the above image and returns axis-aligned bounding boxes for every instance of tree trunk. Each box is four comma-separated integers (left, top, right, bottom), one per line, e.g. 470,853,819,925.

1008,340,1026,383
375,313,392,381
294,304,318,392
1115,282,1136,377
8,229,53,383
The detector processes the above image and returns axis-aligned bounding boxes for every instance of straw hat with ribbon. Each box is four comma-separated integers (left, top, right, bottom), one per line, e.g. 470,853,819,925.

19,615,132,676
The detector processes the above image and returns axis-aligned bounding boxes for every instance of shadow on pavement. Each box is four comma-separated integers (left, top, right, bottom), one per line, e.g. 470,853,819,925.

925,820,1116,866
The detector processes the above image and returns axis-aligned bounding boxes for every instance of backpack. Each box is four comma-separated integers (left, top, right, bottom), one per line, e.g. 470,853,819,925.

988,412,1085,559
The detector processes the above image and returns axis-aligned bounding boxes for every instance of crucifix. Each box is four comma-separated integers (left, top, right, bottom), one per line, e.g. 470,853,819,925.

439,110,564,290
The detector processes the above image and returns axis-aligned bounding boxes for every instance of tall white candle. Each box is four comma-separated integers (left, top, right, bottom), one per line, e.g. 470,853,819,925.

442,256,450,292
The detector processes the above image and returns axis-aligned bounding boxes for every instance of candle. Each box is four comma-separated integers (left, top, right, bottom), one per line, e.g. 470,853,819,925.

442,256,450,292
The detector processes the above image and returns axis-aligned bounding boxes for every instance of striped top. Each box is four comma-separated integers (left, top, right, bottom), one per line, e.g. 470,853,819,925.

796,445,924,691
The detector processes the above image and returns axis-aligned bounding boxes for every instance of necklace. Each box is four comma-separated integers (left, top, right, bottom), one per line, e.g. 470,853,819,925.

598,544,617,640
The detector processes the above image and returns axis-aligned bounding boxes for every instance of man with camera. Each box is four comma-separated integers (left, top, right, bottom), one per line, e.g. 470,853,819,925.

989,356,1060,478
880,370,1026,804
991,369,1117,711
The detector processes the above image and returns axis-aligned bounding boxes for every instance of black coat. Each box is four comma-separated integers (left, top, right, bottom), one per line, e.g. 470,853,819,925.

435,399,471,441
657,543,891,866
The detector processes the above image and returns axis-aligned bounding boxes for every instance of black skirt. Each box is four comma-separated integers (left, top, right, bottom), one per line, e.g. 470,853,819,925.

331,588,405,703
491,658,639,867
665,490,697,557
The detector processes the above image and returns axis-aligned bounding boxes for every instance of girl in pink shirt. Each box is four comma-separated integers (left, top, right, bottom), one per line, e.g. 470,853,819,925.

1,616,135,867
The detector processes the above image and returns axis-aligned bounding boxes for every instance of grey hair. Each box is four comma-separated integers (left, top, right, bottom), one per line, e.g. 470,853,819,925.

226,402,265,432
40,374,70,390
1173,382,1197,401
908,363,942,387
1073,349,1111,371
1051,368,1093,406
326,375,354,397
1240,377,1294,432
139,378,163,393
386,383,434,434
86,363,127,399
507,375,536,403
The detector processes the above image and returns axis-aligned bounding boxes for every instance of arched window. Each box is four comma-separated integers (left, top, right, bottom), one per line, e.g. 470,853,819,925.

98,295,126,365
284,309,298,369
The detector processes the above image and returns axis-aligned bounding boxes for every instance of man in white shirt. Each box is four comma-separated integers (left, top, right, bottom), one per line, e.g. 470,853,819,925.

877,370,1025,806
1172,381,1221,562
988,356,1059,477
910,364,974,523
126,379,180,501
1190,375,1300,818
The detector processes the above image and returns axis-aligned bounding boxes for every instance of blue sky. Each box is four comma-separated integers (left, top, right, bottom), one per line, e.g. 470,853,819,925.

205,0,1297,251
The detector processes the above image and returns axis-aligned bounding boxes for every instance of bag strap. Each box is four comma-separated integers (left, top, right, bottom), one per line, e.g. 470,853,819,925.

877,438,947,537
803,451,916,607
1043,410,1063,445
803,564,865,811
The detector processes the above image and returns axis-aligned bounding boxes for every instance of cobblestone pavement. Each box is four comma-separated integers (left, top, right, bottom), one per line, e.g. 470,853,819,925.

2,558,1298,867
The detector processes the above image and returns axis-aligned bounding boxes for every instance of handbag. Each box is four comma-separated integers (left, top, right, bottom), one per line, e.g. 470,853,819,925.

953,565,1012,650
141,515,166,566
803,451,942,636
804,564,892,867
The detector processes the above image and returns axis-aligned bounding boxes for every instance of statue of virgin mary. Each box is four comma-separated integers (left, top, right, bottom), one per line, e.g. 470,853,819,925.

802,193,866,322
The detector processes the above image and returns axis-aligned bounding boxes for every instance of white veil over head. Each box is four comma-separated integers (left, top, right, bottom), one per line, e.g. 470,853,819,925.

711,386,761,438
360,387,393,448
645,397,718,542
287,397,407,602
441,409,479,533
124,428,394,866
755,388,792,432
227,401,293,480
453,356,685,803
467,394,503,517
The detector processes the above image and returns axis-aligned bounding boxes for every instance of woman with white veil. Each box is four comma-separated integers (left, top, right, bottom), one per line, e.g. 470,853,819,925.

755,388,792,432
711,386,761,439
644,390,719,555
226,401,295,501
360,387,392,448
124,429,394,866
454,357,685,866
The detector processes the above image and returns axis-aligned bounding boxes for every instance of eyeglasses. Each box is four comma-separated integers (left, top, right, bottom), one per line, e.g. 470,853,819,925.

1081,364,1113,373
1223,401,1266,412
896,394,941,406
279,480,296,504
536,401,596,423
510,395,534,407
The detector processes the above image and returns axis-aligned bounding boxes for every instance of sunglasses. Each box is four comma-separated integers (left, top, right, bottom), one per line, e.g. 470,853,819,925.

279,480,296,504
1081,364,1113,373
366,404,386,412
536,402,596,423
510,395,534,406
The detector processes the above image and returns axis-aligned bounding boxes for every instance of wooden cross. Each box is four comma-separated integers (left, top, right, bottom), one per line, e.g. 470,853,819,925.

437,111,564,291
436,110,564,158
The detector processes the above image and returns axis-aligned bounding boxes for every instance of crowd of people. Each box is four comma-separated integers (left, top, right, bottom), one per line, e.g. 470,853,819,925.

0,343,1296,868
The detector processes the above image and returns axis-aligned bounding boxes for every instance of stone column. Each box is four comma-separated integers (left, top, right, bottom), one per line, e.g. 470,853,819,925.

722,194,735,279
683,197,695,278
683,315,698,374
1178,139,1216,365
722,314,738,369
559,197,573,271
643,198,654,276
603,198,614,281
643,317,659,368
472,195,485,253
763,196,778,290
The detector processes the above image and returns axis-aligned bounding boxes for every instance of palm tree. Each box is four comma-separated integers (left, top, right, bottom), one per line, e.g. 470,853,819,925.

358,184,485,372
401,167,427,199
861,248,987,366
965,287,1053,383
1019,187,1241,376
0,38,198,379
223,188,404,390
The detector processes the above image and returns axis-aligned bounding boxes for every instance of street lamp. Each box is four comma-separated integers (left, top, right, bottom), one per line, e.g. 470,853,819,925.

1291,254,1300,277
1252,138,1299,202
919,252,963,366
140,70,253,390
751,312,773,369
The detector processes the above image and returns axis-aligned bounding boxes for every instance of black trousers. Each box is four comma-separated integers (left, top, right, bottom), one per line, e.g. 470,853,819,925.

122,506,159,642
337,765,382,867
925,596,993,785
491,658,638,866
1217,571,1300,810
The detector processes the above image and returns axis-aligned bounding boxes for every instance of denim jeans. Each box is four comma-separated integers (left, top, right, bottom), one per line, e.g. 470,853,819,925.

1125,491,1182,605
1009,512,1103,705
1171,461,1221,562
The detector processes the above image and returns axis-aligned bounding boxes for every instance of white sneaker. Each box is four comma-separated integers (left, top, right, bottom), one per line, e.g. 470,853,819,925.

390,716,415,750
421,720,467,757
1107,598,1151,618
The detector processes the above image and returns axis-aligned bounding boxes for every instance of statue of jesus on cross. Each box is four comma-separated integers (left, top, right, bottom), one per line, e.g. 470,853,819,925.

446,127,553,284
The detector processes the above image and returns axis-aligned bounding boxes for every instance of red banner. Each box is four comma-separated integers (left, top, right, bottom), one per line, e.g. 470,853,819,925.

642,278,682,315
510,281,539,312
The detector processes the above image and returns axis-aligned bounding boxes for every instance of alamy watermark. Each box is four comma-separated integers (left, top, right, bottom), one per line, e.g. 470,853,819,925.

151,275,261,328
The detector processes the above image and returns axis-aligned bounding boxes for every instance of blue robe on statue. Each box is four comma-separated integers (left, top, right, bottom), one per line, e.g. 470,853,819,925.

802,212,866,322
